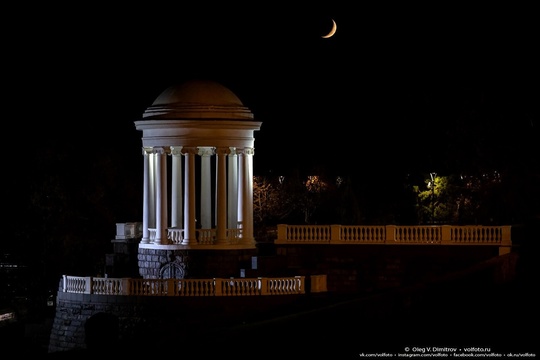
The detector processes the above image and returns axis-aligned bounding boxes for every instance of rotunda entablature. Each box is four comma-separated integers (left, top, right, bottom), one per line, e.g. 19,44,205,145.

135,120,261,148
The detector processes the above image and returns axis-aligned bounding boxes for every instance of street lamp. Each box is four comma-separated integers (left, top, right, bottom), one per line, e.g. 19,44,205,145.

428,172,436,224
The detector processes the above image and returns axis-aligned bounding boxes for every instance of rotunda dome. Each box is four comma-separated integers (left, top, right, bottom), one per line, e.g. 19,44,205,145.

153,79,243,107
142,79,253,120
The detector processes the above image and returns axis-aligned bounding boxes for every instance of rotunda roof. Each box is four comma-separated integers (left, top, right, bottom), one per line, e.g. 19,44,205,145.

142,79,253,120
153,79,244,107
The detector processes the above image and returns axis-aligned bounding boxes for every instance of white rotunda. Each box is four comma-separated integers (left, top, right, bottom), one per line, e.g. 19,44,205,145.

134,79,262,252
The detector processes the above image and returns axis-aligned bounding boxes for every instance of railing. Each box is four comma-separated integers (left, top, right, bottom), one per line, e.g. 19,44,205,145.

276,224,512,246
62,275,307,296
150,227,243,245
124,223,511,250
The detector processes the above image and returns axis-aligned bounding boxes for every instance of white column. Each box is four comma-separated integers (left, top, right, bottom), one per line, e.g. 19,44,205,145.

154,147,168,244
199,147,214,229
170,146,183,228
141,147,151,244
241,147,255,245
237,151,245,234
216,147,228,244
227,147,238,229
148,150,156,229
182,147,197,245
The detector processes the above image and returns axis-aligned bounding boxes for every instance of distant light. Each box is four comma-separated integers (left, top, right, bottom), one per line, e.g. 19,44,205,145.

0,311,16,323
0,264,19,268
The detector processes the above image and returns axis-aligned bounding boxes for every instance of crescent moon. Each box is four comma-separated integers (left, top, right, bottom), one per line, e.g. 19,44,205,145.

321,19,337,38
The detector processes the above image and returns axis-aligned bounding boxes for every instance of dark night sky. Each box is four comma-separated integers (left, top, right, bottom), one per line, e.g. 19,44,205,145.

6,5,539,173
4,5,539,216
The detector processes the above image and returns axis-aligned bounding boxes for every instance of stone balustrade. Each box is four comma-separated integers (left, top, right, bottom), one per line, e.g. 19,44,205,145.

62,275,307,296
275,224,512,255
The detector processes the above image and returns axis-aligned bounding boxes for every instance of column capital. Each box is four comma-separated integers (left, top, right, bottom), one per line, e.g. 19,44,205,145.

239,147,255,156
170,146,183,156
198,146,215,157
154,147,166,155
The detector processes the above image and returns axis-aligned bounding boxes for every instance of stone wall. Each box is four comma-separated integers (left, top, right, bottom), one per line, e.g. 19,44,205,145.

137,248,258,279
47,287,304,354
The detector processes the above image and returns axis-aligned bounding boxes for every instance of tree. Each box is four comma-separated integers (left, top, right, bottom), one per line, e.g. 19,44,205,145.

415,171,513,225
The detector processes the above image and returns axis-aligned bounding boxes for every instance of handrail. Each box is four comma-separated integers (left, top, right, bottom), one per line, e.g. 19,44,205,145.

62,275,307,296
